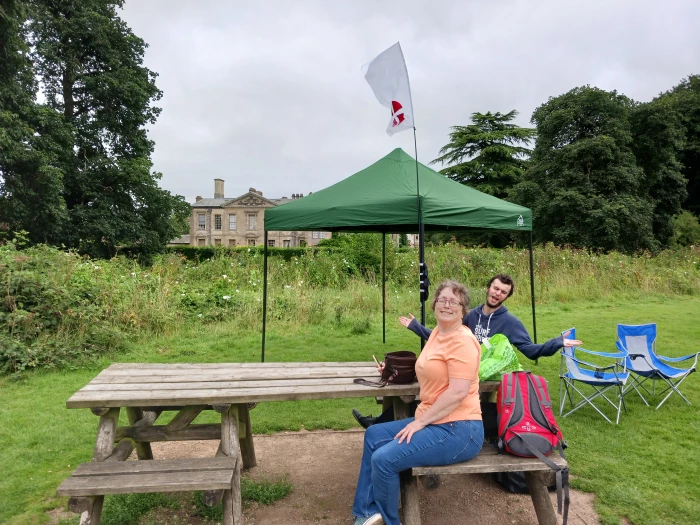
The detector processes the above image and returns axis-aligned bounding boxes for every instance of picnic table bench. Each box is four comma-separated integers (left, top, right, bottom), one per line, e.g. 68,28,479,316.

58,362,563,525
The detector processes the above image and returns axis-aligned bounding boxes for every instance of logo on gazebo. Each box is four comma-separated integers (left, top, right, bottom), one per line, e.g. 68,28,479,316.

517,215,524,227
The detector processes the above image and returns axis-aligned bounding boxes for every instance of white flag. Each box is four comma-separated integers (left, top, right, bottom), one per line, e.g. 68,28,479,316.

362,42,415,136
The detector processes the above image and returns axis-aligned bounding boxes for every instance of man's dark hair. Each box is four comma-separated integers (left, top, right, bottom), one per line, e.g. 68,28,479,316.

487,274,515,298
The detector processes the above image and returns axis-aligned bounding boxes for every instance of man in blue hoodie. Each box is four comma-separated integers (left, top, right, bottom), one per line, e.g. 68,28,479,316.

352,274,581,428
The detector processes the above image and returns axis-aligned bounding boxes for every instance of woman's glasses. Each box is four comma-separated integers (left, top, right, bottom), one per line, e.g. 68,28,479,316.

436,298,462,307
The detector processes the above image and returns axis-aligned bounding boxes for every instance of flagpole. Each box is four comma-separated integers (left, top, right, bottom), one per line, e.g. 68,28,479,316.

413,127,426,351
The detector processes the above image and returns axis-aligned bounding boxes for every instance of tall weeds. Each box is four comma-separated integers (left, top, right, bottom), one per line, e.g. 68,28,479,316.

1,238,698,373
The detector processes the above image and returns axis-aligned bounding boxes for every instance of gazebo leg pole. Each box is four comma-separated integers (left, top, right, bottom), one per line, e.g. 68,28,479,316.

382,232,386,344
262,230,268,362
529,230,537,344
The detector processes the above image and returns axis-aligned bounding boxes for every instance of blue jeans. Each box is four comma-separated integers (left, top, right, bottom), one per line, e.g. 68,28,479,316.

352,417,484,525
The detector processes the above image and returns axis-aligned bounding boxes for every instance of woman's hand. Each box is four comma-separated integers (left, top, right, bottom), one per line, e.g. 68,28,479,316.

395,419,426,444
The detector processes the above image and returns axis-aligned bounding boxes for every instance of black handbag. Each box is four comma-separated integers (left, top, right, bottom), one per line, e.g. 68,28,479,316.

353,351,417,388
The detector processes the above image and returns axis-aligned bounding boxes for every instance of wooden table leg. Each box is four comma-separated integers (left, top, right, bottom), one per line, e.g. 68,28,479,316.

525,471,557,525
237,403,257,468
215,404,243,525
75,407,120,525
393,397,421,525
126,407,154,460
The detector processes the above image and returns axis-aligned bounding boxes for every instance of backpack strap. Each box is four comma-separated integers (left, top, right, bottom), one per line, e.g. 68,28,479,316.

513,432,570,525
526,374,559,435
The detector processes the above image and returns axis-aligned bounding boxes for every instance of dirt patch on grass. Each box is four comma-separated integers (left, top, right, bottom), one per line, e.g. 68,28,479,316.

149,429,600,525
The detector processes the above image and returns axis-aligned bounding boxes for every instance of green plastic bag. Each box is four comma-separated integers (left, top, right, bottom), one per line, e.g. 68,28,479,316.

479,333,523,381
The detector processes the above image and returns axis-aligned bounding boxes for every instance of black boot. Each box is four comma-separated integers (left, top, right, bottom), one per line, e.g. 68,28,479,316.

352,409,377,429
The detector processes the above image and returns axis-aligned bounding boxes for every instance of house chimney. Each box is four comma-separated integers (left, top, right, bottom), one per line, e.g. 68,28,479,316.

214,178,225,199
195,196,202,202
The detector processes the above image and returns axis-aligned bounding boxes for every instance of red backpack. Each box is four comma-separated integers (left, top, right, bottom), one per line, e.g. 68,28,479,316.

497,371,569,524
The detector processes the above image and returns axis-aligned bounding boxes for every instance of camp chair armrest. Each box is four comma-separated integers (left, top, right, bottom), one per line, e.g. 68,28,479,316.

577,347,627,359
658,352,699,363
565,355,618,372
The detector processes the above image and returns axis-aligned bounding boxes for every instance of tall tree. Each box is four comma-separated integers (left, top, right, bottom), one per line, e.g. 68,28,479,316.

629,97,687,246
0,0,70,243
660,75,700,216
26,0,189,258
432,110,536,199
513,86,659,253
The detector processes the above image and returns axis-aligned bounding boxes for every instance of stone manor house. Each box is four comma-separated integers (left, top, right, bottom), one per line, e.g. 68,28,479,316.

184,179,329,247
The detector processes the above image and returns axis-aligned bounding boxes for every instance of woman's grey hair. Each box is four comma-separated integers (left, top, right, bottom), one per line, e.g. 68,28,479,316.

431,280,470,318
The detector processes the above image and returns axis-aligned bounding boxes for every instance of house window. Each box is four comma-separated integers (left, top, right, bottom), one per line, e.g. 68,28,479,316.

229,214,237,231
248,239,256,246
283,240,291,247
247,214,257,230
318,232,324,239
197,214,206,230
268,240,275,247
312,231,319,239
198,238,205,246
214,238,221,245
229,239,236,247
214,214,222,230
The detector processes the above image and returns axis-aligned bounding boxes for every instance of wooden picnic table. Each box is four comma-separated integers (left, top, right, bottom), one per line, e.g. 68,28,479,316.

65,362,500,525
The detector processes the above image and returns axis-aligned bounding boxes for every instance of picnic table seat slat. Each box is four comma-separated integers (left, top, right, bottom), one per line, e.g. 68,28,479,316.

412,447,567,476
58,471,233,496
57,457,236,497
72,457,235,475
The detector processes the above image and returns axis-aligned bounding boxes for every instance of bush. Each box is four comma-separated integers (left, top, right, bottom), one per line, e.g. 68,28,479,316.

670,210,700,247
1,235,698,374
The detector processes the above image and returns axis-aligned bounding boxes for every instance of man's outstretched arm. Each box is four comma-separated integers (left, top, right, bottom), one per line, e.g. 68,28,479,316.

506,320,582,360
399,313,432,340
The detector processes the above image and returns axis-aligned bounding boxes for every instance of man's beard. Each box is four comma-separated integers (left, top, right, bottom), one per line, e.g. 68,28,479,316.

486,296,504,309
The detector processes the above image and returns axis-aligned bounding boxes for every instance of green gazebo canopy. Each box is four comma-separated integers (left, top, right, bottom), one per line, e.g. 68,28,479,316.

264,148,532,233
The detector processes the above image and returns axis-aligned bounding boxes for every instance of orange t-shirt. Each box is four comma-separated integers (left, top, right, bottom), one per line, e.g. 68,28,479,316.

414,325,481,424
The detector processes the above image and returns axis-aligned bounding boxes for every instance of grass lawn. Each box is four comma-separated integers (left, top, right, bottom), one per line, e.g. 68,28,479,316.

1,295,699,525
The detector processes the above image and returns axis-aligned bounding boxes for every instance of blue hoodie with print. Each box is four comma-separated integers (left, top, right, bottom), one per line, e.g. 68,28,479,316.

406,304,563,361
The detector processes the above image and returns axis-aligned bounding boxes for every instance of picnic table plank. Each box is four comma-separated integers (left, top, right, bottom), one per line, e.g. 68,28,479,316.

107,362,375,369
67,383,422,408
85,377,380,389
97,367,379,379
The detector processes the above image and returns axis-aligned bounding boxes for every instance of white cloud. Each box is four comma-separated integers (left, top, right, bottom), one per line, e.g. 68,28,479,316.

120,0,700,202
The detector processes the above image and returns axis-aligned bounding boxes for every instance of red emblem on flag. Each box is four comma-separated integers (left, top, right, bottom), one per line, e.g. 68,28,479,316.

391,101,405,127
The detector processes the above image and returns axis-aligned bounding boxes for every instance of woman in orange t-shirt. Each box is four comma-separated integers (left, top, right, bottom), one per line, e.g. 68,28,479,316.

351,280,484,525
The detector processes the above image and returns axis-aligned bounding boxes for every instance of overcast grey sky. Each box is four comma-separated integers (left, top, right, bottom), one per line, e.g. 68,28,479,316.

120,0,700,203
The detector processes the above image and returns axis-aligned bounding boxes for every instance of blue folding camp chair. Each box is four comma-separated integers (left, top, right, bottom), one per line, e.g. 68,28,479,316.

559,328,629,424
616,323,699,409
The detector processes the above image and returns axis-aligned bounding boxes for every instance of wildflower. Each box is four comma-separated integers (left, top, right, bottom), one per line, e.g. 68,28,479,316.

236,289,240,293
284,285,291,289
222,274,227,278
197,314,203,318
130,272,136,277
223,296,231,300
181,293,186,296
